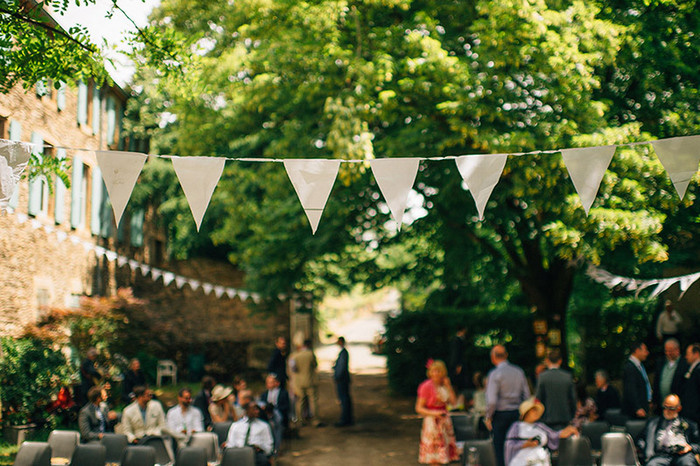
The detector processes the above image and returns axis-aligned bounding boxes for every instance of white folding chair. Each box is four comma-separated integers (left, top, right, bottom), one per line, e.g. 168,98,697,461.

156,360,177,387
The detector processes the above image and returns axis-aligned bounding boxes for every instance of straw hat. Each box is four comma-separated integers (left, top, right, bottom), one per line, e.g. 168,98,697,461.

211,385,233,402
519,397,545,420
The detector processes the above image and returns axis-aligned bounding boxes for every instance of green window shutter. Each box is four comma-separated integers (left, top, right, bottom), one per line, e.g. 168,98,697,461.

90,166,102,235
77,81,88,126
57,82,66,111
70,155,84,228
92,87,101,135
27,132,44,216
100,182,112,238
106,96,116,145
117,213,125,243
54,148,67,224
8,121,22,208
130,209,144,247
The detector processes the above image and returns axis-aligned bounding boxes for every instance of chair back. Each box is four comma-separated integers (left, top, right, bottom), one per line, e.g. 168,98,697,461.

624,420,646,440
175,446,207,466
581,420,610,451
558,436,594,466
601,432,640,466
68,443,106,466
100,433,128,464
121,446,156,466
139,435,174,465
450,414,476,442
47,430,79,461
605,408,628,427
188,432,219,462
157,359,178,386
220,447,256,466
212,421,233,447
13,441,51,466
462,439,497,466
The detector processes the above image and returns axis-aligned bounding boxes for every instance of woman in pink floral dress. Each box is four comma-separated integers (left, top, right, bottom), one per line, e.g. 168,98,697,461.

415,359,460,464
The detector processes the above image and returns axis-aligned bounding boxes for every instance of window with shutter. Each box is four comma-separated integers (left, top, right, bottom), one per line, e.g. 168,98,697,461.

106,96,116,145
130,209,144,247
27,132,44,217
90,166,102,235
100,182,112,238
57,82,66,111
77,81,88,126
70,155,84,228
92,86,101,135
54,148,66,224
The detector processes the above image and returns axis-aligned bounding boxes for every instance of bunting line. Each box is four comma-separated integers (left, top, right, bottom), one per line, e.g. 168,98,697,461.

586,264,700,299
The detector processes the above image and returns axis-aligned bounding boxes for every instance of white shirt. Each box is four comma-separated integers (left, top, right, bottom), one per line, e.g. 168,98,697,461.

226,417,274,455
266,388,280,406
166,405,204,434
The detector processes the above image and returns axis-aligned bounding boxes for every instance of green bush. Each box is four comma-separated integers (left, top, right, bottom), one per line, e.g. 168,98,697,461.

0,338,72,427
383,307,536,396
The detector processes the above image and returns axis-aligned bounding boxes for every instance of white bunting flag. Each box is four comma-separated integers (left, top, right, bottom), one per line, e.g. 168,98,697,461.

188,279,200,292
151,269,163,281
162,272,176,286
370,158,420,229
128,259,139,270
94,246,106,258
283,159,341,234
31,219,42,230
679,273,700,298
239,291,249,301
139,264,151,275
105,251,118,262
202,283,214,295
171,156,226,231
454,154,508,220
651,136,700,199
95,151,147,226
214,286,225,298
225,288,237,299
56,231,67,242
650,279,675,298
175,276,187,289
561,146,616,214
0,140,31,210
117,256,128,267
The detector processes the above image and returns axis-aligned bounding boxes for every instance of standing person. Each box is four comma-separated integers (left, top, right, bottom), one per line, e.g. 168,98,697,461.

636,394,700,466
594,369,621,421
193,375,216,429
267,336,288,389
535,348,576,430
289,339,322,427
260,373,290,453
657,300,683,344
121,358,147,403
681,343,700,424
653,339,688,414
448,326,469,408
623,342,652,419
166,387,204,448
485,345,531,466
415,359,460,465
79,347,102,406
333,337,353,427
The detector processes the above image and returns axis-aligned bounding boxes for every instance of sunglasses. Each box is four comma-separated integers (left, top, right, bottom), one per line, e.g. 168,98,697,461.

663,405,680,411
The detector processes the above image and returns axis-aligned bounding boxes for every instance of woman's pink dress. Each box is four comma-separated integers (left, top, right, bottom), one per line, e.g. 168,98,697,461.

417,379,460,464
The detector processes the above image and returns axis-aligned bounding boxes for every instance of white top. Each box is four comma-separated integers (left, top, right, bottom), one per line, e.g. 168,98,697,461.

226,417,274,455
166,405,204,434
657,311,682,338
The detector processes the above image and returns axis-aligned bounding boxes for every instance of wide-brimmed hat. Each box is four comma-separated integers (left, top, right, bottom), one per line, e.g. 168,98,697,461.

519,397,545,420
211,385,233,402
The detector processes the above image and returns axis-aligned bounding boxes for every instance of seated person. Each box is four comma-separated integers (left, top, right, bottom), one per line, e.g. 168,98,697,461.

260,373,290,451
505,397,578,466
121,386,176,444
636,394,700,466
594,369,621,421
571,382,598,429
166,387,204,447
226,401,274,466
209,385,237,423
78,386,117,442
234,389,254,420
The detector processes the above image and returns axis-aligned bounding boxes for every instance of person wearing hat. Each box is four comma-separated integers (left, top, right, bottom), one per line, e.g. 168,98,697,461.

209,385,237,423
504,397,577,466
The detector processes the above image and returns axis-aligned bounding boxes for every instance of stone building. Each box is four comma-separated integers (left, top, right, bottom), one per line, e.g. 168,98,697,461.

0,75,297,380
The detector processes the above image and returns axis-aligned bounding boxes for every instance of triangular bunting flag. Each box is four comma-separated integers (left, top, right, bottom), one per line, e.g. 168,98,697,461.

162,272,175,286
454,154,508,220
171,156,226,231
202,283,214,295
283,159,340,234
0,140,31,210
95,151,147,226
560,146,616,214
214,286,225,298
651,135,700,199
225,288,237,299
175,276,187,289
105,251,118,262
117,256,128,267
370,158,420,229
151,269,162,281
188,279,200,291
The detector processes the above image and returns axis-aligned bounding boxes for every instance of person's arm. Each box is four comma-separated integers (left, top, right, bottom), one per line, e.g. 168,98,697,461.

193,409,205,432
122,408,137,443
485,372,498,429
415,396,445,418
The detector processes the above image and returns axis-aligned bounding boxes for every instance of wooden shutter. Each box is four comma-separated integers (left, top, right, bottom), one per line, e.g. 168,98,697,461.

90,166,102,234
57,82,66,111
100,182,112,238
54,148,67,224
27,132,44,216
92,86,101,135
106,96,116,145
77,81,88,126
70,155,84,228
130,209,144,247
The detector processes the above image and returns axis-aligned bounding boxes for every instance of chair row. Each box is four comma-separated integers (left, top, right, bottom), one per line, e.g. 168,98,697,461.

15,441,257,466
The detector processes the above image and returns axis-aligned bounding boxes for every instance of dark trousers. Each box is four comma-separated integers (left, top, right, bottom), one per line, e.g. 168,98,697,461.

647,453,697,466
336,380,353,425
492,409,519,466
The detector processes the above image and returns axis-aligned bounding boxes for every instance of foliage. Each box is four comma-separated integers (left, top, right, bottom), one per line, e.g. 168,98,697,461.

383,307,536,396
0,338,71,426
24,151,71,192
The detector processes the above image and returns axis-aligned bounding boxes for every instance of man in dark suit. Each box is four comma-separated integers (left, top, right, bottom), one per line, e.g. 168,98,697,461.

193,375,216,429
267,336,288,389
594,369,621,421
636,394,700,466
681,343,700,424
623,342,652,419
121,358,147,403
260,373,290,452
535,348,576,429
333,336,353,427
449,326,469,404
78,386,117,442
654,339,689,414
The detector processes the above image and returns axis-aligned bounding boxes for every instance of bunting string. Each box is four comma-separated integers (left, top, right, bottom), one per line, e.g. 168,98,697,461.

586,264,700,299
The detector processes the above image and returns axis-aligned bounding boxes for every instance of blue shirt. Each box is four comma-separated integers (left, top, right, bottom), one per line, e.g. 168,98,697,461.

486,360,531,419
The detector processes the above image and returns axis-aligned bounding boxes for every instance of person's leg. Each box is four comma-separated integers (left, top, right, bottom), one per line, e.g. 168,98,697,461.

672,453,697,466
646,455,672,466
492,411,518,466
309,385,321,425
337,382,352,425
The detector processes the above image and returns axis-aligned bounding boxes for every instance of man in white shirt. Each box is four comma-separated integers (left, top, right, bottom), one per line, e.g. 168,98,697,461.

657,300,683,343
166,387,204,447
226,401,274,466
122,386,176,443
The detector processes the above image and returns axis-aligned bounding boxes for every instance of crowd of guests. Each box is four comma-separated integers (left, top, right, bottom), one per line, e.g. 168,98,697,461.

417,336,700,466
75,335,352,466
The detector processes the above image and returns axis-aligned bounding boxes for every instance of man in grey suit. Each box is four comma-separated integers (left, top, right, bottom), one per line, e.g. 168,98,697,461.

535,348,576,430
78,386,117,442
